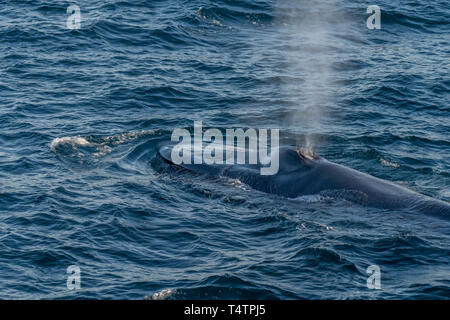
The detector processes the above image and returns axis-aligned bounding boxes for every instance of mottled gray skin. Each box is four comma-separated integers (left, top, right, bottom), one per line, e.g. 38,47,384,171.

158,143,450,218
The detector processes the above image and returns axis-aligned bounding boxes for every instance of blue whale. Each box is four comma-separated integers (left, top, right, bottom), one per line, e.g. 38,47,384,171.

158,143,450,219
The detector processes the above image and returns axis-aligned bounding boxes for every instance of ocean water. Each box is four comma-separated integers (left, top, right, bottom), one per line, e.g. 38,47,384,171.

0,0,449,299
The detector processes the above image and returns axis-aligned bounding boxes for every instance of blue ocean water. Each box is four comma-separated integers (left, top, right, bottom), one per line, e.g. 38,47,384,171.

0,0,449,299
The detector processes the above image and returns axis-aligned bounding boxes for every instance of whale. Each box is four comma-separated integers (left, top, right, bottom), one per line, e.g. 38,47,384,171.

157,142,450,219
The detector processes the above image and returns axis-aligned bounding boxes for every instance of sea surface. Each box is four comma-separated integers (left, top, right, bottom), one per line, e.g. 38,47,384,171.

0,0,449,299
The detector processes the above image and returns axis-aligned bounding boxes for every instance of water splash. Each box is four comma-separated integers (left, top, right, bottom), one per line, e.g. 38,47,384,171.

50,130,159,165
148,288,176,300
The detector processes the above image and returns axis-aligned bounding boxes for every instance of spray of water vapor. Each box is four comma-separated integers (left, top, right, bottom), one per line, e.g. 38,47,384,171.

277,0,339,153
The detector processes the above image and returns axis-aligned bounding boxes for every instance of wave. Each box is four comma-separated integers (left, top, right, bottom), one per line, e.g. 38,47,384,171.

50,130,159,164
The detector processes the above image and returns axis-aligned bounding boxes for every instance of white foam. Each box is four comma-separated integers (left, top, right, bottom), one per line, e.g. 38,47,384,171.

50,136,91,152
102,130,158,146
50,130,158,157
380,158,400,168
151,288,175,300
291,194,327,203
